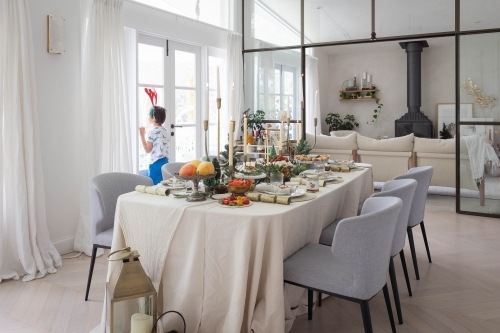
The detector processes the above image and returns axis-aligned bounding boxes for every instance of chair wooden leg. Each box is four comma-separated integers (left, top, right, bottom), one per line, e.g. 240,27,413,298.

399,250,412,297
318,292,322,307
308,289,313,320
389,257,403,324
407,227,420,280
360,300,373,333
383,284,397,333
420,221,432,263
85,245,98,301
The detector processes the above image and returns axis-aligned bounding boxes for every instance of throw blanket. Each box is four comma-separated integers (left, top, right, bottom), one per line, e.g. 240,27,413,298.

463,135,500,181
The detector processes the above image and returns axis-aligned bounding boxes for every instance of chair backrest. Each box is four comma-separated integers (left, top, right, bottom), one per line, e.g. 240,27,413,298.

371,179,417,257
394,166,434,227
161,162,185,180
332,196,402,300
89,172,152,244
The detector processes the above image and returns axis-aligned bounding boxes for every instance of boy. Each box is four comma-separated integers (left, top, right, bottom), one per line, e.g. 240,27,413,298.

139,106,169,184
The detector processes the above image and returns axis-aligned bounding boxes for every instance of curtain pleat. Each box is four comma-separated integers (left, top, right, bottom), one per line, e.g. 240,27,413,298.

74,0,133,255
0,0,62,283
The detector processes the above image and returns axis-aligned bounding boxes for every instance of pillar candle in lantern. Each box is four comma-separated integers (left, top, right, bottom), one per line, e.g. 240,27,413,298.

131,313,153,333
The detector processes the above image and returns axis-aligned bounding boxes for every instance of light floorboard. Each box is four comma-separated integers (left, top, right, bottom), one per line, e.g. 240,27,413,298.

0,194,499,332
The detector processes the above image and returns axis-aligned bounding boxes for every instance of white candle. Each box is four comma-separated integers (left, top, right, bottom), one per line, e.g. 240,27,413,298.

315,90,319,118
231,82,235,120
296,121,301,140
131,313,153,333
205,83,209,121
363,72,366,80
216,66,220,99
229,118,234,168
367,74,371,83
243,115,248,157
279,122,284,154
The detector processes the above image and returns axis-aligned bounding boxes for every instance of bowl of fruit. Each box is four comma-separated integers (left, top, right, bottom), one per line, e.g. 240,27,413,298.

226,178,254,195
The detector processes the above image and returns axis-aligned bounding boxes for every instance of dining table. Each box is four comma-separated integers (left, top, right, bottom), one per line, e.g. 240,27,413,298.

92,167,373,333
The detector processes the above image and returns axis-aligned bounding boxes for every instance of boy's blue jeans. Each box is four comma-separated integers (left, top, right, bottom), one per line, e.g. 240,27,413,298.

149,157,169,185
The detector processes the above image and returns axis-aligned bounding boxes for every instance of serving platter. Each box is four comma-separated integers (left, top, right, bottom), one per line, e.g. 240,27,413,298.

217,201,253,208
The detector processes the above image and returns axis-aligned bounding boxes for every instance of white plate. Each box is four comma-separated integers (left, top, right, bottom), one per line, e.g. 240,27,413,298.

265,189,306,197
160,184,186,189
217,201,253,208
212,193,231,200
355,163,372,168
234,172,267,179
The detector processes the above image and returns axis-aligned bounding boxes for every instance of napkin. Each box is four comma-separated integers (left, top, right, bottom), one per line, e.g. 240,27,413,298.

135,185,170,196
255,183,291,195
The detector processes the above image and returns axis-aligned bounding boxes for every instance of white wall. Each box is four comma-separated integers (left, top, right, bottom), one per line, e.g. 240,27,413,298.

28,0,82,254
28,0,233,254
319,42,455,138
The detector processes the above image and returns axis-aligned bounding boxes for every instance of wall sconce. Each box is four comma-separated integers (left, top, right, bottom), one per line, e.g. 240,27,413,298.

47,14,65,54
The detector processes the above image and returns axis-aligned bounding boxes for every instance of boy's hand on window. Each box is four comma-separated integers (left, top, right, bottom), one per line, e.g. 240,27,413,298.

139,126,146,137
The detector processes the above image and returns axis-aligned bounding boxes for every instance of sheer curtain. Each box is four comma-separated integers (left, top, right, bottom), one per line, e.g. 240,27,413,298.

226,31,244,138
305,56,320,135
258,41,276,120
0,0,62,282
74,0,133,255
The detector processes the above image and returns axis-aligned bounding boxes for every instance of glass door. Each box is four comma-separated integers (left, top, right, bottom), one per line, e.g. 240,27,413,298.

137,35,201,168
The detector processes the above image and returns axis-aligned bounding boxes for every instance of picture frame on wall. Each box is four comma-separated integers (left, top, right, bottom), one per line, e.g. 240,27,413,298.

437,103,473,137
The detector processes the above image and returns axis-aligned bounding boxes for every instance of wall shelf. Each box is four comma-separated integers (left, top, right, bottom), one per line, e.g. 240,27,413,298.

339,98,378,101
339,89,379,93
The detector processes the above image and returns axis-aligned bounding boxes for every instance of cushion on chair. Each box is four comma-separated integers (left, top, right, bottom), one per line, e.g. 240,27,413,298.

161,162,185,180
357,133,414,152
284,243,354,295
95,228,114,247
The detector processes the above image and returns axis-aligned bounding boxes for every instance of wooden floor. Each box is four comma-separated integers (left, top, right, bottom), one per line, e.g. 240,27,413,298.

1,195,500,333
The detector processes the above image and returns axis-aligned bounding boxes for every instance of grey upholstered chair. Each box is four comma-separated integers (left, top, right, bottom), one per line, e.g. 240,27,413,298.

394,166,434,280
85,172,152,301
199,155,218,162
161,162,185,180
284,197,402,333
370,179,417,325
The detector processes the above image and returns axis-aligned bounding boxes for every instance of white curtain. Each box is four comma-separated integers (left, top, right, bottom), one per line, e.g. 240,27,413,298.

226,31,244,139
305,56,320,136
258,41,276,120
0,0,62,282
74,0,133,255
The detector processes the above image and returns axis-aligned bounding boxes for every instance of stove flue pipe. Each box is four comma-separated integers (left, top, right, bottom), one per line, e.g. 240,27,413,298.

399,40,429,113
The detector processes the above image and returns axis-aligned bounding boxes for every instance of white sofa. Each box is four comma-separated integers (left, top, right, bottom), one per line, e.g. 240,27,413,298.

304,132,482,202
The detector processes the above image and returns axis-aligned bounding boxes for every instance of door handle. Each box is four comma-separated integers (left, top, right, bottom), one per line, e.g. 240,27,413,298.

171,124,183,128
171,132,175,136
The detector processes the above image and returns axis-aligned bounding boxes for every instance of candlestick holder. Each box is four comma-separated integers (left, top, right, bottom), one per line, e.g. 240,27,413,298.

310,118,318,150
174,172,215,202
203,120,209,160
285,117,291,157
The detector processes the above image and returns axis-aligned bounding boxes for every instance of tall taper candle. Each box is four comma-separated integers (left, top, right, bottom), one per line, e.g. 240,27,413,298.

231,82,235,120
367,74,371,83
315,90,319,119
296,120,301,140
279,121,284,154
243,115,248,159
216,66,220,98
229,118,235,169
205,83,209,121
363,72,366,80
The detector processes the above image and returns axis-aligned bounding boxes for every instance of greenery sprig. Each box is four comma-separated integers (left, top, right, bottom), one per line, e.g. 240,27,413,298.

367,99,383,125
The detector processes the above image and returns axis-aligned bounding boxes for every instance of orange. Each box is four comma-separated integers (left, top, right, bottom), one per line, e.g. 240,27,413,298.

179,163,197,176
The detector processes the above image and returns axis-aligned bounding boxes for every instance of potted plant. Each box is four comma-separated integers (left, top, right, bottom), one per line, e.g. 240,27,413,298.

241,109,266,136
325,113,359,132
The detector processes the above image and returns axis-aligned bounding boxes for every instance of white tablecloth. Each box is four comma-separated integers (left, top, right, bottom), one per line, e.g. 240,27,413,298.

93,168,373,333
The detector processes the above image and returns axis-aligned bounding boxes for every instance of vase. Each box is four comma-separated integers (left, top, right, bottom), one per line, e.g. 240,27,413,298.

269,172,283,186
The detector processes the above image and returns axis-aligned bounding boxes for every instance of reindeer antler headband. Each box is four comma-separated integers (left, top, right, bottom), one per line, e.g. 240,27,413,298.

144,88,157,118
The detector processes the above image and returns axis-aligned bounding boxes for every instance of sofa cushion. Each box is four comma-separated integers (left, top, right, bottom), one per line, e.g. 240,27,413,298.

306,133,358,150
330,130,357,137
357,133,414,152
414,137,455,154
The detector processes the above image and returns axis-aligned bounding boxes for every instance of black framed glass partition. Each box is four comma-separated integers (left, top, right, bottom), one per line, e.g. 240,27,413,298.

242,0,500,218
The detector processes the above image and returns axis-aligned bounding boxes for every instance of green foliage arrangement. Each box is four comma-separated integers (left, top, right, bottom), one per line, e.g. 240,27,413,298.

295,139,311,155
202,158,221,187
439,123,453,139
325,113,360,132
240,109,266,132
269,145,277,158
367,99,384,125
